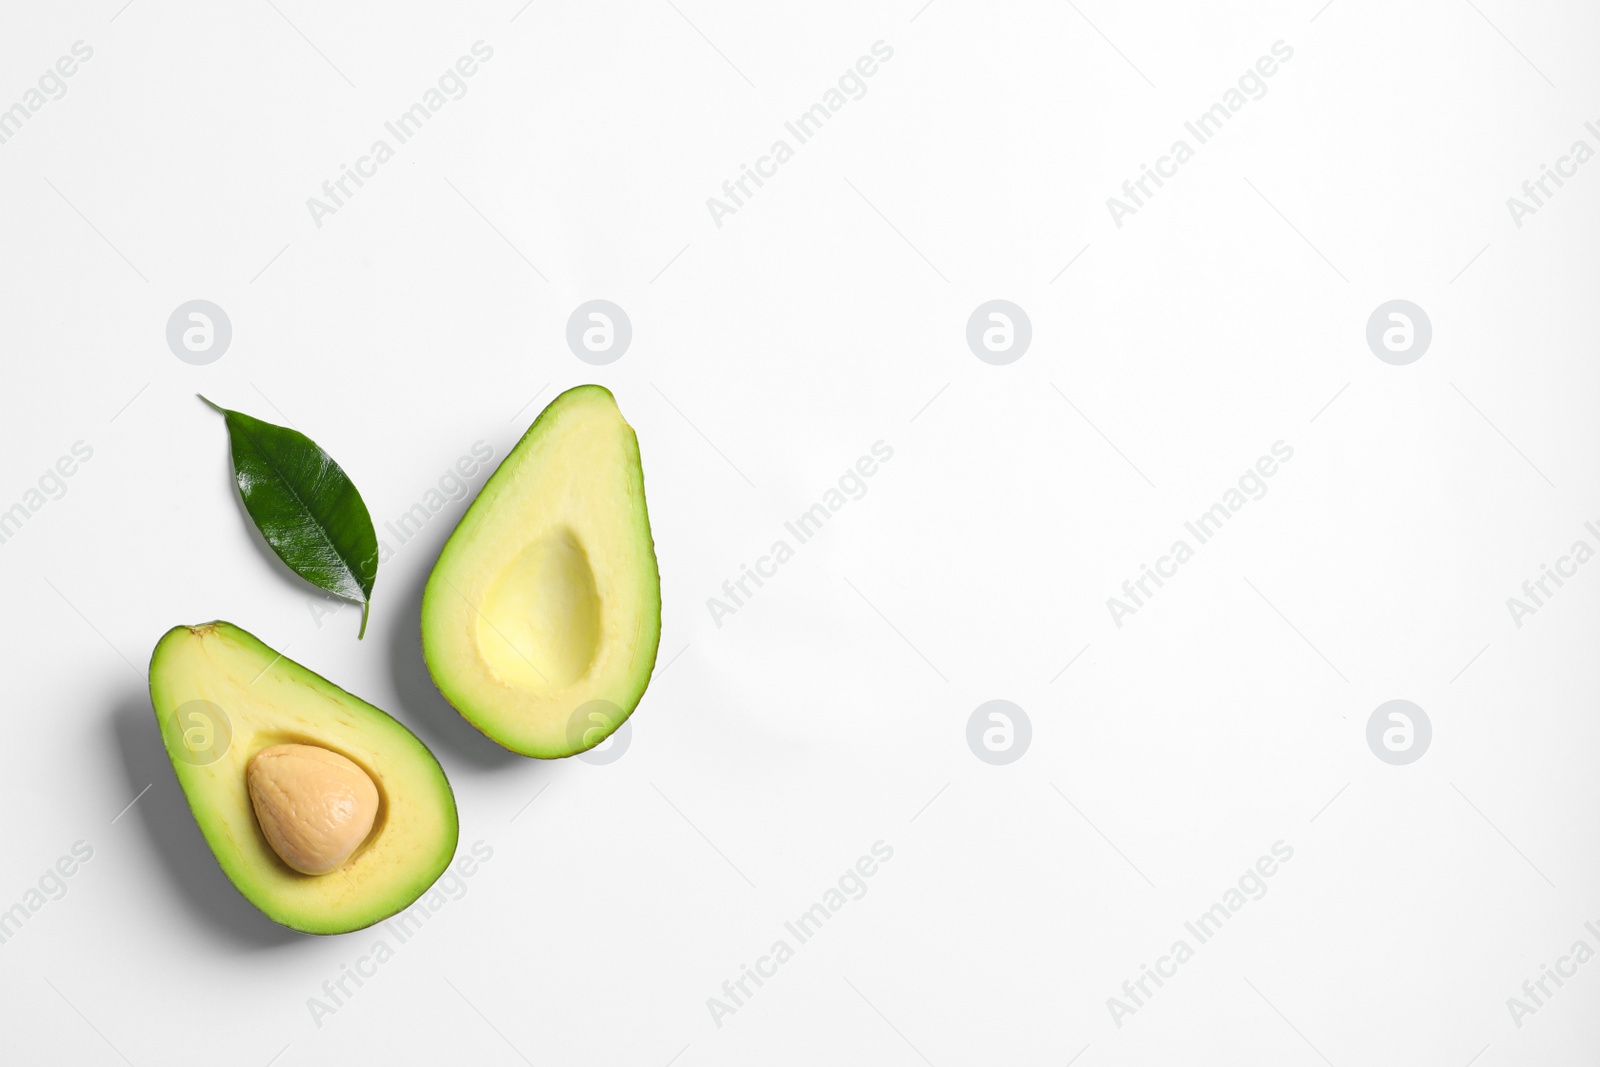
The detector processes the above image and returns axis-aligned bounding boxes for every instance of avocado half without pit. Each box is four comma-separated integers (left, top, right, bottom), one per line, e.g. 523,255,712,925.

149,622,458,934
421,384,662,758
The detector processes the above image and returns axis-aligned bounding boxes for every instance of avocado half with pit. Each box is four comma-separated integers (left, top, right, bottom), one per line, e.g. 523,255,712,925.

421,384,661,758
149,622,458,934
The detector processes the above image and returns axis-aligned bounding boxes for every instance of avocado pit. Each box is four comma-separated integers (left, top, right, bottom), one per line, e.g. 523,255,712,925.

246,743,379,876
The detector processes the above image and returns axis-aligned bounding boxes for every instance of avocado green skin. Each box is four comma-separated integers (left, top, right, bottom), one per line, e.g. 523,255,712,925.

149,621,459,935
420,384,662,758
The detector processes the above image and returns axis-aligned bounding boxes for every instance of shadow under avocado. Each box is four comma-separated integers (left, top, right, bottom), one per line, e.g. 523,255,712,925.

383,527,526,773
111,692,304,949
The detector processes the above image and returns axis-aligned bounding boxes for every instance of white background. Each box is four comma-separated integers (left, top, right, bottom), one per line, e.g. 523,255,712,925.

2,0,1598,1063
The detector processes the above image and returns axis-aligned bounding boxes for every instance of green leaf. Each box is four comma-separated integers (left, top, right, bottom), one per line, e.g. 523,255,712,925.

201,397,379,638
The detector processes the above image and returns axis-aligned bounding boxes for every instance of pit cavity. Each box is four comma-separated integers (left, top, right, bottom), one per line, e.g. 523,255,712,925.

476,526,601,689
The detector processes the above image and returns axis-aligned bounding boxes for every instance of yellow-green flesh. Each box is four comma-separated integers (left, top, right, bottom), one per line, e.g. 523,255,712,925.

421,384,661,757
148,622,458,934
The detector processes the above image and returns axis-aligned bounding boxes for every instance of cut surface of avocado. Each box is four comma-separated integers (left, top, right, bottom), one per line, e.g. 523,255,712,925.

148,622,458,934
421,384,661,758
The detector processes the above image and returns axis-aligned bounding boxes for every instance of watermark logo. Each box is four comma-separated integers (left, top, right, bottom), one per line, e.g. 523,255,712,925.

0,440,94,548
1505,120,1599,229
566,300,631,365
1366,700,1430,765
305,42,495,230
166,300,232,365
170,700,232,766
0,41,95,149
1105,41,1295,228
566,699,630,765
707,441,894,628
706,841,894,1028
1505,521,1599,629
1366,300,1430,365
1107,841,1294,1028
705,41,895,230
1505,920,1600,1029
966,300,1031,365
307,840,494,1028
0,840,95,947
967,700,1031,765
1108,442,1295,628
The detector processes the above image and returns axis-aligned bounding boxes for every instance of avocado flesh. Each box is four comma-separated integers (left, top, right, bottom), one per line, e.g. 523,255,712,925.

148,622,459,934
421,384,661,758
